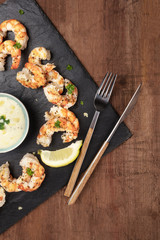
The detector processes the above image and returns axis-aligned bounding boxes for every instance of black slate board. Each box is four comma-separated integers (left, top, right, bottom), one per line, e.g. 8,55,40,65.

0,0,132,234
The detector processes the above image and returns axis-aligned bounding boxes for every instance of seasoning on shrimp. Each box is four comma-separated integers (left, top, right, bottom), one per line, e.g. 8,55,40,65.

0,19,29,50
0,162,21,192
45,69,64,94
16,62,47,89
37,106,79,147
0,187,6,207
44,79,78,109
0,40,21,71
0,154,45,193
16,153,45,192
28,47,55,73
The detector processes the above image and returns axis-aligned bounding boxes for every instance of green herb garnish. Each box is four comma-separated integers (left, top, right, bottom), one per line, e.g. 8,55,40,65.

26,168,34,176
55,120,61,128
0,115,6,121
5,119,10,124
13,42,22,49
19,9,24,15
80,100,84,106
0,115,10,130
66,64,73,70
65,84,75,94
0,123,5,130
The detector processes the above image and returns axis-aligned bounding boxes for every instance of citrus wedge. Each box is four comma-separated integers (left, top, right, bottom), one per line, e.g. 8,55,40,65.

38,140,83,167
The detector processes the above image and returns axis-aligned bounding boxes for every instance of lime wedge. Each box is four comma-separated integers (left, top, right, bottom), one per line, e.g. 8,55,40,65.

38,140,83,167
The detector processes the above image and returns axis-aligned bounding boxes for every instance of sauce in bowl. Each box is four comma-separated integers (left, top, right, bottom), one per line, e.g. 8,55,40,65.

0,93,29,153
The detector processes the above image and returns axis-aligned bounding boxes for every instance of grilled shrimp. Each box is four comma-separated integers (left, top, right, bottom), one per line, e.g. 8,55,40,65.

28,47,55,73
16,62,47,89
44,79,78,109
17,153,45,192
0,162,21,192
0,40,21,71
45,69,64,94
0,154,45,193
37,106,79,147
0,187,6,207
0,19,29,50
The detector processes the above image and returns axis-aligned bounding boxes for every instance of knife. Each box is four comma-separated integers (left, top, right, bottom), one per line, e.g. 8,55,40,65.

67,84,142,205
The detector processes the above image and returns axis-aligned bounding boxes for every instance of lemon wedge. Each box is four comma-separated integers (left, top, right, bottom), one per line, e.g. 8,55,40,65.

38,140,83,167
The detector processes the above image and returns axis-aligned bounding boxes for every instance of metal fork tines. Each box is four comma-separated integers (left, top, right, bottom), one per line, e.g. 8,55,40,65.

90,72,117,128
64,72,117,197
96,72,117,108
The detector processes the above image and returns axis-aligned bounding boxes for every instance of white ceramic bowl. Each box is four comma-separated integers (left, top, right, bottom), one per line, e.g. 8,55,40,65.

0,93,29,153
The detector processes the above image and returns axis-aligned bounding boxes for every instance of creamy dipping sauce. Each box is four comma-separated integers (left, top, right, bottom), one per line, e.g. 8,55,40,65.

0,96,26,150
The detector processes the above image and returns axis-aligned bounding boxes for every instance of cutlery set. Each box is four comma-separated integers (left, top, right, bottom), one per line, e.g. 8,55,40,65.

65,73,141,204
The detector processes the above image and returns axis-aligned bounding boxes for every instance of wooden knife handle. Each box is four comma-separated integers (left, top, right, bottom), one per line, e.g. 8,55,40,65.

68,141,109,205
64,127,94,197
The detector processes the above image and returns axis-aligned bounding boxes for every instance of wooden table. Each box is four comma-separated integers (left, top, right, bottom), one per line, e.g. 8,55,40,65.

0,0,159,239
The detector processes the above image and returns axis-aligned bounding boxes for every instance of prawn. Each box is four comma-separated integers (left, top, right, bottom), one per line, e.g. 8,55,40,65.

0,19,29,50
0,154,45,192
37,106,79,147
45,69,64,94
28,47,66,93
44,78,78,109
0,162,21,192
0,187,6,207
0,40,21,71
16,62,47,89
17,153,45,192
28,47,55,73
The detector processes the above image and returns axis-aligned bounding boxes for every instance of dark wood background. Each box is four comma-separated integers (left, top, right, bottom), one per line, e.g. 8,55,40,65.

0,0,160,239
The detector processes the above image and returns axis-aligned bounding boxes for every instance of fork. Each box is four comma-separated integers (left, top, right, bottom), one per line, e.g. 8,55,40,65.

64,72,117,197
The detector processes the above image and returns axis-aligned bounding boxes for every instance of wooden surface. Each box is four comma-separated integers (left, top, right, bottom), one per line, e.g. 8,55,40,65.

65,127,94,197
0,0,160,239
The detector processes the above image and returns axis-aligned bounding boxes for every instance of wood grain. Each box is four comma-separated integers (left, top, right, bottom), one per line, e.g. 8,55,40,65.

68,142,110,205
0,0,160,239
64,127,94,197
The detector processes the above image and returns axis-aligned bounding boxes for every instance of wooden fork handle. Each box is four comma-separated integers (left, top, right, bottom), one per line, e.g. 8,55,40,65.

64,127,94,197
68,141,109,205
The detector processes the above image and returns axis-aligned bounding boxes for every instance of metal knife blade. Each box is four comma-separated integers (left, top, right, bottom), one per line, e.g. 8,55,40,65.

106,83,142,143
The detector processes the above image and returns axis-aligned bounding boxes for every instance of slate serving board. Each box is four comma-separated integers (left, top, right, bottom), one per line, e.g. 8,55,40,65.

0,0,132,234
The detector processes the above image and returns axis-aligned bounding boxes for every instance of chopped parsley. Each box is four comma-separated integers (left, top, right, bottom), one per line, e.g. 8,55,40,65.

66,64,73,70
26,168,34,176
0,115,5,121
0,123,5,130
65,84,75,94
13,42,22,49
0,115,10,130
55,120,61,128
5,119,10,124
80,100,84,106
19,9,24,15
